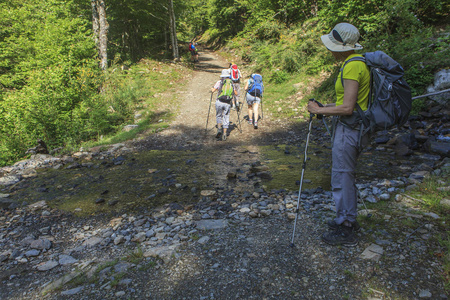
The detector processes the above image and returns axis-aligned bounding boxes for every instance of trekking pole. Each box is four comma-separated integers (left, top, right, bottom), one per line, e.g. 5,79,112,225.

235,99,242,133
205,92,213,134
290,99,315,248
260,95,264,120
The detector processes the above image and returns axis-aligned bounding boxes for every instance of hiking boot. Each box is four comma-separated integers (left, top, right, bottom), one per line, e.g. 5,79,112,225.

215,128,222,139
248,119,253,125
322,225,358,247
254,122,258,129
327,219,360,232
222,133,227,141
231,105,236,111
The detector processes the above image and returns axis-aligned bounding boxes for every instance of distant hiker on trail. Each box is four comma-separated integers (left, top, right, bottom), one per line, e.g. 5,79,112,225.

229,63,242,111
307,23,370,246
188,42,199,63
244,73,264,129
211,69,237,141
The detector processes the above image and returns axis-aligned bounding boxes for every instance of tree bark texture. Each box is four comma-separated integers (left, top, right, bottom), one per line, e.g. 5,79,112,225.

168,0,179,60
92,0,109,70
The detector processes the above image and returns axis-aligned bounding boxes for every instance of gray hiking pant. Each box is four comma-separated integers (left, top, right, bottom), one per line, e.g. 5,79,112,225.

331,122,368,225
246,93,261,105
215,100,230,128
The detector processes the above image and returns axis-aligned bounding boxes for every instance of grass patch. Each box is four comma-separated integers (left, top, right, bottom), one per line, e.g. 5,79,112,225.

408,174,450,213
82,59,191,150
123,247,144,264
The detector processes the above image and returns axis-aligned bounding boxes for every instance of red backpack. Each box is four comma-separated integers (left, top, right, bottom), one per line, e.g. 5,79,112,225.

230,64,240,82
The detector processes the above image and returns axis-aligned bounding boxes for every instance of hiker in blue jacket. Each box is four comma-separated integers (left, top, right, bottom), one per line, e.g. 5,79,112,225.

244,74,264,129
189,42,199,63
307,23,370,246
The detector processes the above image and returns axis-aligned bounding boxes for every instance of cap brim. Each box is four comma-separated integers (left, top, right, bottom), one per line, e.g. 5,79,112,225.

321,34,363,52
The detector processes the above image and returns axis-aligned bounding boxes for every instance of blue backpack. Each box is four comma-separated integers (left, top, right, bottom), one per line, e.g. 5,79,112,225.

248,74,264,97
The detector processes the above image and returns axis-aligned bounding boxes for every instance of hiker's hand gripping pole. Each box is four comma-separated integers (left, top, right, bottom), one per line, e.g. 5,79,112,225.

309,98,324,119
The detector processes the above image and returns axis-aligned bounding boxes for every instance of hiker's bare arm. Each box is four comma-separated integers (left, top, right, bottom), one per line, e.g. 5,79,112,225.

308,79,358,116
244,82,249,91
211,88,217,93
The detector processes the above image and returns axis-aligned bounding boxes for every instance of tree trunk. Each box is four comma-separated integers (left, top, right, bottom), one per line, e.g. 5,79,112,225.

168,0,179,60
98,0,109,70
92,0,109,71
91,0,99,47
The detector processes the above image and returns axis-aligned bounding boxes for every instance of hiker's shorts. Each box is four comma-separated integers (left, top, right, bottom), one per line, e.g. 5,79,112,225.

246,93,261,105
215,100,231,128
331,122,368,225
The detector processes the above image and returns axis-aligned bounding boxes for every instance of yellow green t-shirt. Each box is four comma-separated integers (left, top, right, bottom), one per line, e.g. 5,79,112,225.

335,54,370,111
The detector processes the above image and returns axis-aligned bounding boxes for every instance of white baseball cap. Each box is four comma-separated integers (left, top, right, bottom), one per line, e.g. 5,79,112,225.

320,23,363,52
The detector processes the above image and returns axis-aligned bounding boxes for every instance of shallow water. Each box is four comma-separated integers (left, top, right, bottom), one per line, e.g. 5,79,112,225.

7,143,433,216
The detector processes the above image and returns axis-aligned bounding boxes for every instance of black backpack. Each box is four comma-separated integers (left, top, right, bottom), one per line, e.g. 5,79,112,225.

341,51,412,133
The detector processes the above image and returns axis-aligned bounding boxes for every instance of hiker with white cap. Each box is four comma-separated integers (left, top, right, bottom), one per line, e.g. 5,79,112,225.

210,69,237,141
307,23,370,246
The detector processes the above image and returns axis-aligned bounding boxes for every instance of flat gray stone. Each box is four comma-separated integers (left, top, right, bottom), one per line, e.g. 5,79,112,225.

197,236,210,244
25,249,40,257
143,243,181,263
61,286,84,296
30,238,52,250
196,219,228,230
37,260,59,271
59,255,78,265
360,244,384,261
82,237,102,247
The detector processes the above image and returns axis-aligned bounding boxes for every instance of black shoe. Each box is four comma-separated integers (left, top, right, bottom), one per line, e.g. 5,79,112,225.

222,133,227,141
215,128,222,139
327,219,360,232
254,122,258,129
322,225,358,247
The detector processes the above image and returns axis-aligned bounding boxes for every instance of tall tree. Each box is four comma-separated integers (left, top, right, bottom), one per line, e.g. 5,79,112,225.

92,0,109,70
168,0,179,60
